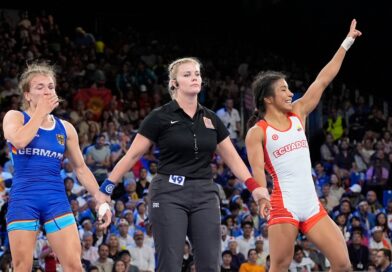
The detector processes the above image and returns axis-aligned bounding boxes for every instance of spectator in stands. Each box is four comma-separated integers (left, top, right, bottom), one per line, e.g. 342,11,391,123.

216,98,242,143
116,218,134,250
333,137,355,180
336,213,350,241
385,199,392,231
289,245,315,272
375,248,392,272
112,259,128,272
353,200,375,233
86,134,111,184
366,106,387,138
239,248,266,272
92,244,113,272
236,221,256,257
255,236,268,267
221,224,232,251
313,161,330,195
64,177,78,202
383,132,392,155
122,209,136,236
127,230,155,272
133,200,147,229
358,138,376,166
245,19,361,271
366,159,389,201
227,237,246,271
322,183,337,212
118,249,140,272
82,231,99,263
329,173,346,205
79,218,94,240
375,212,391,240
74,27,95,48
325,107,346,142
343,184,365,208
39,243,60,272
114,199,126,221
135,168,149,198
221,250,235,272
349,161,366,187
146,161,157,182
107,234,121,260
347,231,369,271
369,226,392,250
320,132,340,169
182,240,193,272
349,96,369,141
2,61,111,271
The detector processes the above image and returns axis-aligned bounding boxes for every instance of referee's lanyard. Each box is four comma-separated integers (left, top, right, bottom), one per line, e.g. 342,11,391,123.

185,109,214,160
187,116,199,160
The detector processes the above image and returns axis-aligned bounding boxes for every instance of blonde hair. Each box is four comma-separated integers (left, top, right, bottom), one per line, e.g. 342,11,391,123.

167,57,201,99
19,61,57,110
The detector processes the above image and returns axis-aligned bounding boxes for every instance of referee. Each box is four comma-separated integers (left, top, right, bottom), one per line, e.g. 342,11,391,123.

100,57,268,271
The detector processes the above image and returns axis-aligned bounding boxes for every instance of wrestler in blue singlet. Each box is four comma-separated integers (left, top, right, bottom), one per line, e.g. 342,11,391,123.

6,111,75,233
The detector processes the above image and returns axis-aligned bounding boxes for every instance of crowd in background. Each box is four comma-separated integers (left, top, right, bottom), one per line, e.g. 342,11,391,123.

1,8,392,272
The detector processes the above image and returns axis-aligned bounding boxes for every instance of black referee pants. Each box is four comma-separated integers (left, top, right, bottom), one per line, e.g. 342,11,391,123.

148,174,221,272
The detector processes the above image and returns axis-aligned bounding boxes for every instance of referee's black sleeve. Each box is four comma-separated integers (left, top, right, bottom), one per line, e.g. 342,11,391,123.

138,108,161,143
214,113,230,143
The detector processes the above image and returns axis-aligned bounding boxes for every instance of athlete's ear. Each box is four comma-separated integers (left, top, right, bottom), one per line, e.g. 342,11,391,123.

264,97,273,104
24,92,31,102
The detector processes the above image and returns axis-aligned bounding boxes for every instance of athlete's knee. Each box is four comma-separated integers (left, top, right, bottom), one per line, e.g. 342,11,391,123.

61,260,83,272
270,255,293,270
12,258,33,272
57,251,83,272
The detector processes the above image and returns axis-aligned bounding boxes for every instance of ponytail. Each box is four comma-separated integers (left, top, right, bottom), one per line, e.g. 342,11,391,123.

247,108,262,130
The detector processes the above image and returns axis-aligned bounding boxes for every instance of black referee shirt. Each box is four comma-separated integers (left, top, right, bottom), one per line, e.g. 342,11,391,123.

138,100,229,179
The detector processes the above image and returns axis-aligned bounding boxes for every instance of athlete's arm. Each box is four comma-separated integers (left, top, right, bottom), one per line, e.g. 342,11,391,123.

216,137,252,182
3,93,59,149
245,126,268,188
63,120,111,227
64,120,101,196
245,125,271,218
294,19,362,119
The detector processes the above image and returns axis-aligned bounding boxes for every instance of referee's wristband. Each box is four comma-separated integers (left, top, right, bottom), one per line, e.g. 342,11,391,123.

100,179,116,195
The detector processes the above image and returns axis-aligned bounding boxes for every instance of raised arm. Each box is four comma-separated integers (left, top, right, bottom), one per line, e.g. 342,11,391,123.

294,19,362,119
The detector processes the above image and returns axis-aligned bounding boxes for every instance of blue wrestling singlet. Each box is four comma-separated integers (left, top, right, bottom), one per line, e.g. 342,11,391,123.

6,111,75,233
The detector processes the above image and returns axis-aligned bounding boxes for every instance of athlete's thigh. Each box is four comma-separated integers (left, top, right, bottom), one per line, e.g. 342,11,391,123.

305,216,349,263
7,196,40,266
46,223,82,266
8,230,38,267
268,223,298,263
